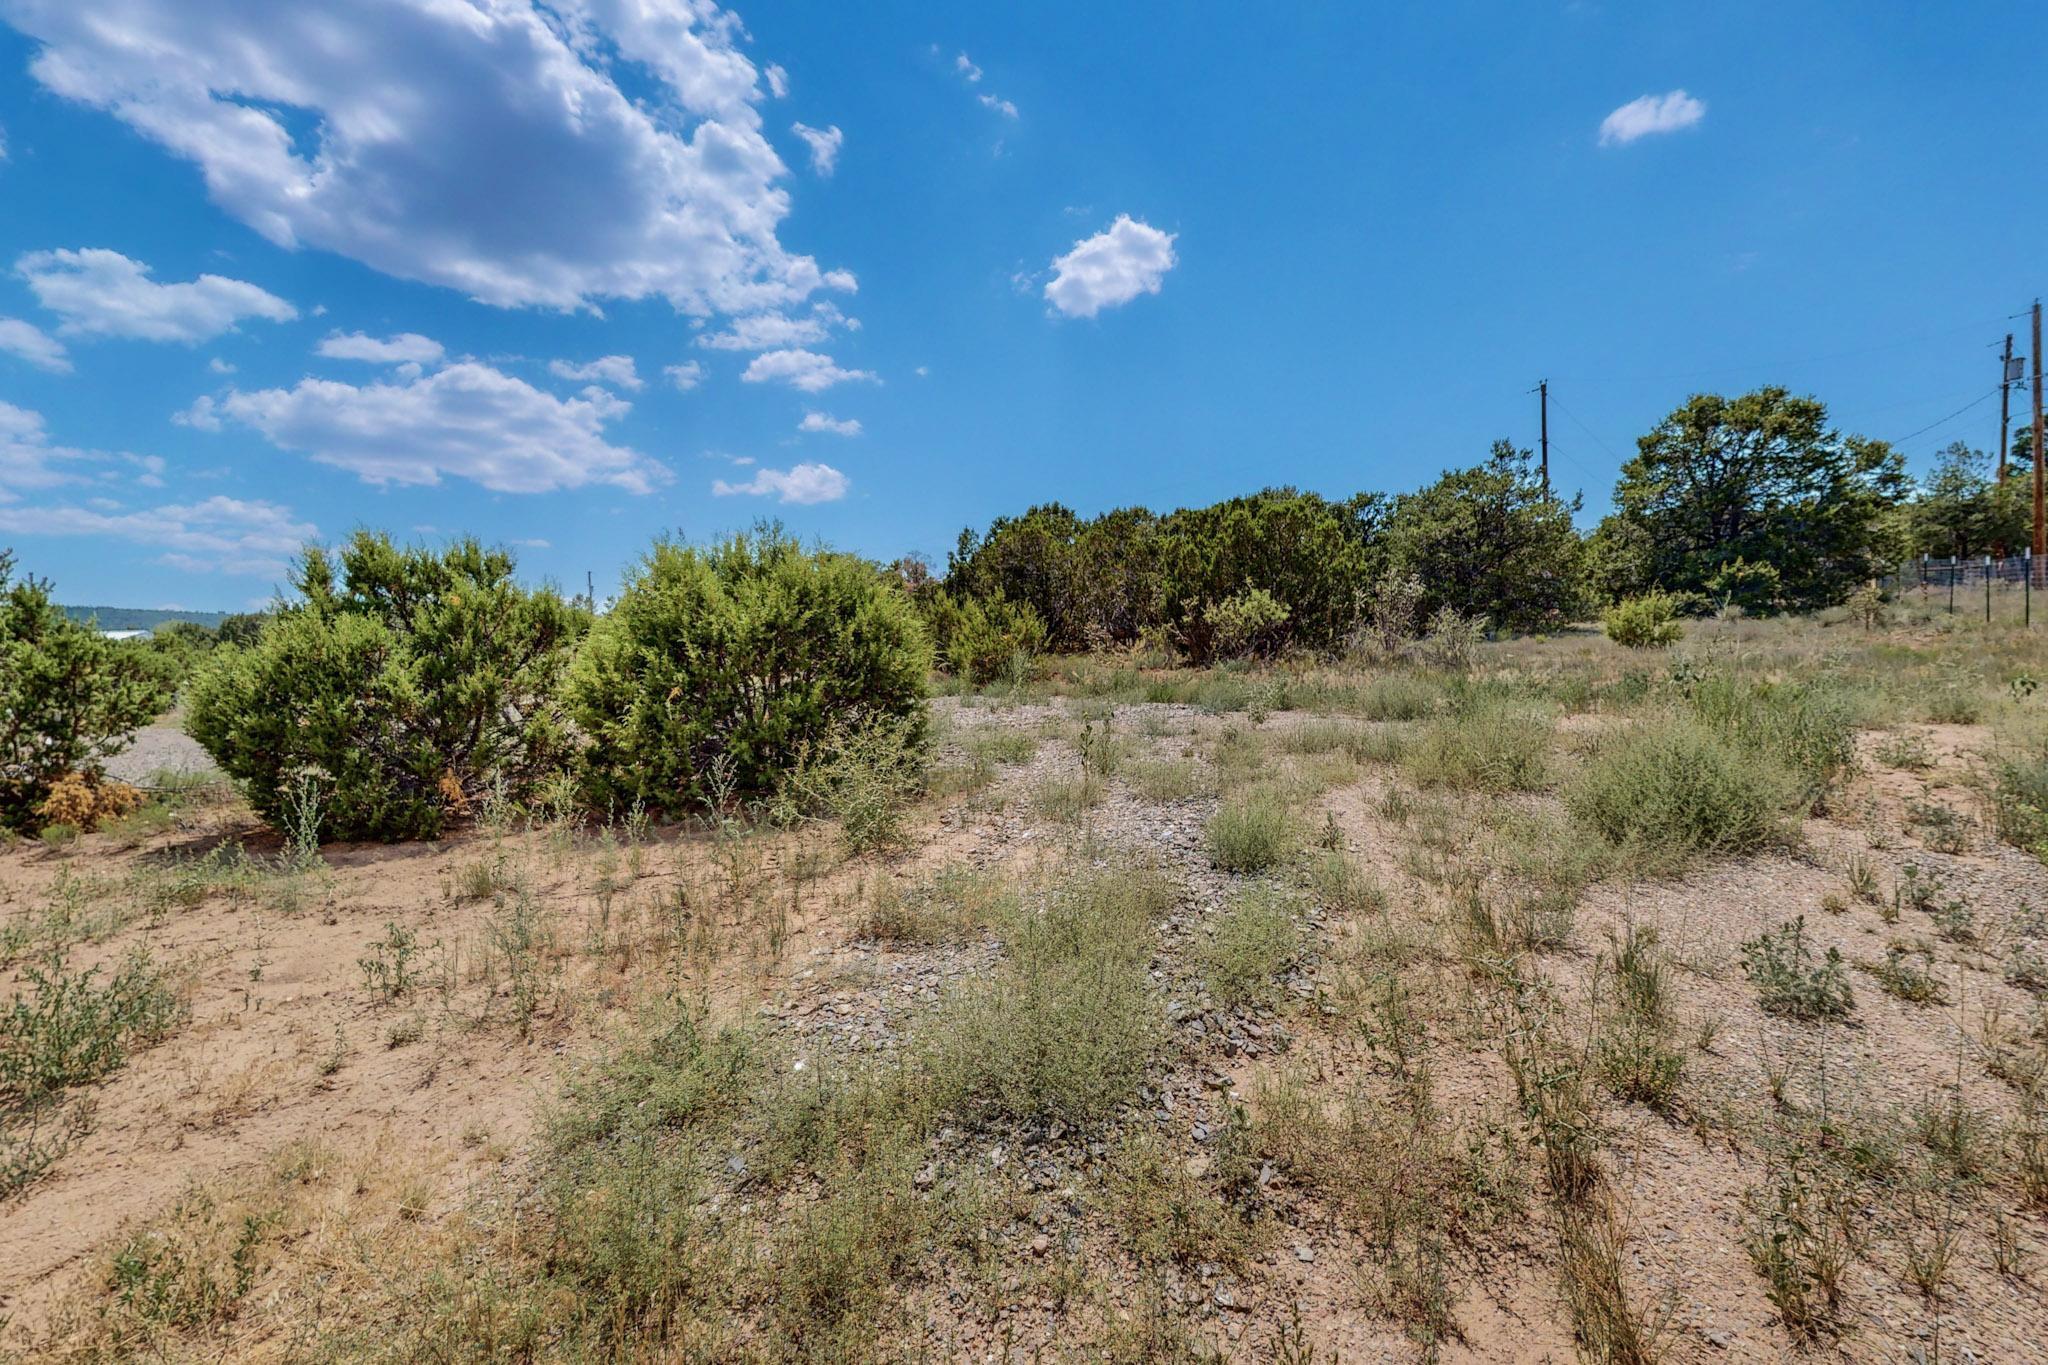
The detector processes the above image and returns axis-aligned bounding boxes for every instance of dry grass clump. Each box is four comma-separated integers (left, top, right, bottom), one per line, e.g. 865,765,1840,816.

1565,711,1797,870
920,867,1172,1127
1205,786,1302,872
862,864,1018,945
1196,881,1305,1007
1404,698,1551,793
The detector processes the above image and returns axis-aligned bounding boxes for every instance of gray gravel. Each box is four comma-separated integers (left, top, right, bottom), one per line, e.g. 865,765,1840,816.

104,723,221,784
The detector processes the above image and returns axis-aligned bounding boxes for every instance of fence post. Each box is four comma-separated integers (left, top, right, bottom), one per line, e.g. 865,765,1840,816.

1949,557,1956,615
1987,555,1994,622
2028,551,2033,627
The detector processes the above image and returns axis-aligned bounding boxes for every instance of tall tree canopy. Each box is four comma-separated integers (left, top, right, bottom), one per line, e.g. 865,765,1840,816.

1906,441,2028,561
1596,387,1908,610
1380,441,1587,631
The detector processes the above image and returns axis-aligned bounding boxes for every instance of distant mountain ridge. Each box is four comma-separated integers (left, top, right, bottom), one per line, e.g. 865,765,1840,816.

60,605,232,632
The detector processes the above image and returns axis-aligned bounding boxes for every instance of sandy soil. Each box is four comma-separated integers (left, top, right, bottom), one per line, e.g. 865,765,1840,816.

2,699,2045,1361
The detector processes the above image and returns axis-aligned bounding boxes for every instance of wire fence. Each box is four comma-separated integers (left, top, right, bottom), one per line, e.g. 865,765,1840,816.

1879,554,2048,624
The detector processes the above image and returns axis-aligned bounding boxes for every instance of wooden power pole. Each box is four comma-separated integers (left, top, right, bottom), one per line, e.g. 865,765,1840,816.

2034,300,2045,574
2002,333,2016,479
1537,379,1549,495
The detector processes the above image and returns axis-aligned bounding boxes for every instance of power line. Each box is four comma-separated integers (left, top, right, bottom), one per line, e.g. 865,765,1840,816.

1887,386,2004,451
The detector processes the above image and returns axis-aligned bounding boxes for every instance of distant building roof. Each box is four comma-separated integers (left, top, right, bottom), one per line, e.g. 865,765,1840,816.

100,629,153,641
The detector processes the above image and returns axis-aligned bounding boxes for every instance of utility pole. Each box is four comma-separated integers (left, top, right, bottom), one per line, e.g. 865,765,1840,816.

2033,300,2045,577
1536,379,1549,495
2002,333,2016,479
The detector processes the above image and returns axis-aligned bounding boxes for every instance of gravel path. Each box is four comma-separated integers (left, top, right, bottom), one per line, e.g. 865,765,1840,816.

105,723,221,784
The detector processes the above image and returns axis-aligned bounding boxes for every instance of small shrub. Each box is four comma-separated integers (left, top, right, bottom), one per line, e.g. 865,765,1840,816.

926,591,1046,685
1206,788,1300,872
1874,731,1933,771
1740,918,1854,1021
0,551,167,832
2,947,184,1194
1602,593,1685,649
1198,883,1303,1007
1416,606,1484,671
1204,587,1292,661
187,534,581,841
358,922,423,1003
776,714,925,854
1871,943,1945,1005
1905,798,1972,854
568,527,929,817
1566,712,1795,865
36,772,145,833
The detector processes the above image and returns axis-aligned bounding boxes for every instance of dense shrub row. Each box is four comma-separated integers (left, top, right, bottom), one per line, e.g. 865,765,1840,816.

180,528,931,843
940,386,1928,654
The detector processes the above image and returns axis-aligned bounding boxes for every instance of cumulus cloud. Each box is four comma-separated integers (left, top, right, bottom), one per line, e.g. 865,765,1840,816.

791,122,843,176
16,248,295,342
1598,90,1706,147
0,316,70,372
1044,215,1177,319
665,360,705,390
955,53,982,82
764,64,789,98
798,411,861,436
549,354,643,390
197,362,666,494
978,94,1018,119
316,331,446,366
696,301,856,351
712,460,849,504
1,0,849,315
0,494,315,577
741,348,877,393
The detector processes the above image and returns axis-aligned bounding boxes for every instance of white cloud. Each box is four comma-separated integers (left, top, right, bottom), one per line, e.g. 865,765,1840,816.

791,122,843,176
665,360,705,391
712,460,849,504
316,331,446,366
1598,90,1706,147
549,354,643,390
0,495,314,577
696,301,855,351
510,536,552,549
741,348,877,393
798,411,861,436
199,362,666,494
764,64,789,98
914,365,929,377
1044,215,1177,319
207,356,236,375
0,401,166,502
0,401,81,497
0,316,70,372
16,248,295,342
3,0,849,316
949,48,1016,118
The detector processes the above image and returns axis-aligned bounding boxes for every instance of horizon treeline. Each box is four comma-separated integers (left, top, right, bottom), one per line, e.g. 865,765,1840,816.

920,385,2024,660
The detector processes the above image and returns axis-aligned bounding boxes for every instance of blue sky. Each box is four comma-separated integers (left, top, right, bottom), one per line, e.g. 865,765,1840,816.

0,1,2041,610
